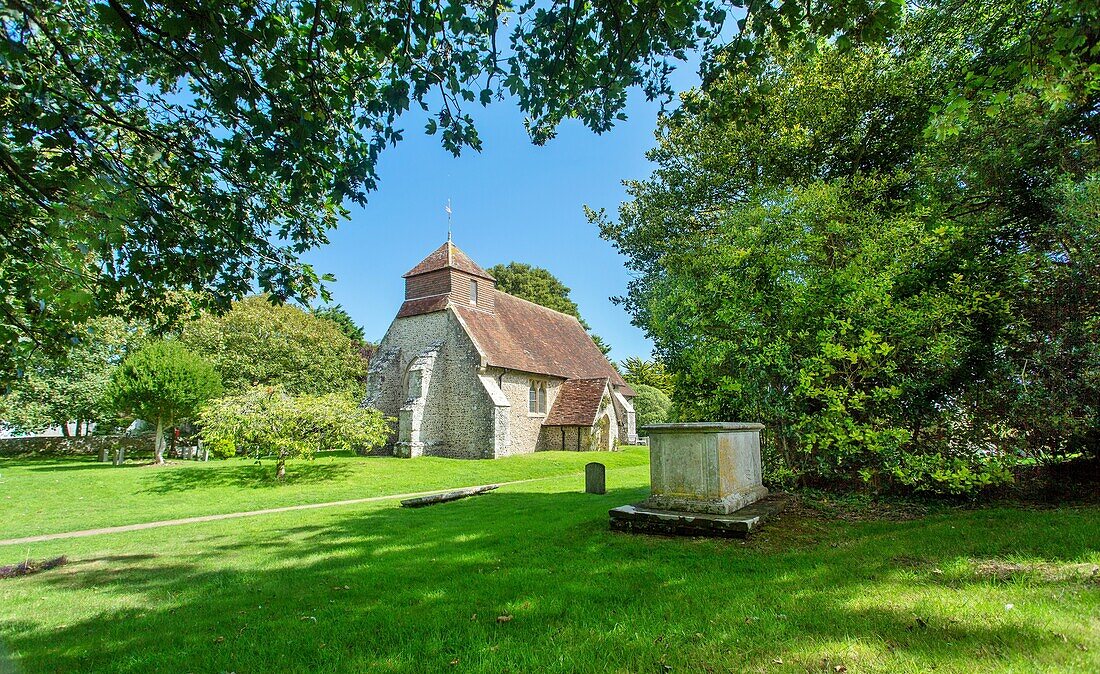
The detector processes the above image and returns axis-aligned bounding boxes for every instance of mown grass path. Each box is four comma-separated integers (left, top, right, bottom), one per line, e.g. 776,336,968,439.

0,448,649,539
0,476,548,546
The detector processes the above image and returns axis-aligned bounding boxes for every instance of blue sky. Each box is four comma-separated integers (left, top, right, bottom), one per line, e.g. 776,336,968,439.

302,69,703,363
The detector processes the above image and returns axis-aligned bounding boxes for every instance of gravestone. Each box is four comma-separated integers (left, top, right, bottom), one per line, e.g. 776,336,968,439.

585,462,606,494
609,422,785,538
113,446,126,466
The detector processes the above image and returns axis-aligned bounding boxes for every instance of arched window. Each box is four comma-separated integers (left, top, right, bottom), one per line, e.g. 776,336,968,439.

406,370,422,401
529,379,547,414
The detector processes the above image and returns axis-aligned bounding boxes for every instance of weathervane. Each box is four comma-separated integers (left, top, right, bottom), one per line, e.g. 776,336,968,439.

445,199,453,242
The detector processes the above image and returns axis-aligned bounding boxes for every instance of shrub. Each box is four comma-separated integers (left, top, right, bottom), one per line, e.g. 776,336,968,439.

887,453,1015,497
199,386,392,478
631,383,672,433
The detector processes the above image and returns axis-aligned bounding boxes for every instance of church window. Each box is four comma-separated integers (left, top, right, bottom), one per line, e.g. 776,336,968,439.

529,379,547,414
470,279,478,305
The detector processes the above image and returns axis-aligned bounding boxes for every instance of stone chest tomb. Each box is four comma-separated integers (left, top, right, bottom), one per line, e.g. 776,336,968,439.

645,422,768,514
610,422,785,538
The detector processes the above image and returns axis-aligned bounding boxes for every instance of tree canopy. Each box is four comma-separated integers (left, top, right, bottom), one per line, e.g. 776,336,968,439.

489,263,583,317
0,0,708,376
595,1,1100,494
181,295,366,396
199,386,391,478
619,357,674,397
109,340,222,463
631,383,673,432
5,0,1093,381
0,317,147,435
312,304,368,344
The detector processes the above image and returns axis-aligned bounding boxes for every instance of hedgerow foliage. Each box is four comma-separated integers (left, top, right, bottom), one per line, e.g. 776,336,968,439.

595,3,1100,495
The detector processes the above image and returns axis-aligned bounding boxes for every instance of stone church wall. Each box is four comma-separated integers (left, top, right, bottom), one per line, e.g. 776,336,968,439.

612,390,638,445
439,311,495,458
599,392,621,450
492,370,564,456
366,308,499,458
539,425,586,451
366,311,451,452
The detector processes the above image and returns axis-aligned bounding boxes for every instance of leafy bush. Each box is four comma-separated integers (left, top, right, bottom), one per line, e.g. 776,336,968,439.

109,340,222,463
199,386,392,478
595,10,1100,495
206,437,237,460
631,383,672,432
887,454,1015,497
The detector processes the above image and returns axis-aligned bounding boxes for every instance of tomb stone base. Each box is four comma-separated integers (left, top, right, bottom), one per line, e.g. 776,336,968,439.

609,495,789,539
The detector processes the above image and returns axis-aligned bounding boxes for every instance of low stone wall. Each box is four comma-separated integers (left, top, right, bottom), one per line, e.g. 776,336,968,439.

0,436,149,457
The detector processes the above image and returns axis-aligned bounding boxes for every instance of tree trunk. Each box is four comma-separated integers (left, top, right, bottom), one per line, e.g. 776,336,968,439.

154,419,166,464
60,423,71,438
275,458,286,480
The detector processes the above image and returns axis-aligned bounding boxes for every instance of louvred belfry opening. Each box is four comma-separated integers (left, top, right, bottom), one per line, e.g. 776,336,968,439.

397,241,496,318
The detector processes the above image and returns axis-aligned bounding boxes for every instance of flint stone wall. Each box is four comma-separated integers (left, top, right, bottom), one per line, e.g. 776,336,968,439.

494,370,562,457
0,436,148,457
366,308,495,458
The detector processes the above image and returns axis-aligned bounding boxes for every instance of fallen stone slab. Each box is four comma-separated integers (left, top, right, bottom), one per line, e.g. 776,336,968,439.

609,493,790,538
400,484,500,508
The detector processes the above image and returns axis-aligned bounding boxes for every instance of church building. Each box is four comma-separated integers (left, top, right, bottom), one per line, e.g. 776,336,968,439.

365,240,637,458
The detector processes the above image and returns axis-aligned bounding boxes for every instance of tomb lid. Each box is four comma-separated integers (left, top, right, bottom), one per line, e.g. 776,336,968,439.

641,422,764,433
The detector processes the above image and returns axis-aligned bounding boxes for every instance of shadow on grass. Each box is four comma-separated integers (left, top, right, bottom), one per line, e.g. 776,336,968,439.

23,462,145,472
139,461,356,494
1,486,1097,673
2,456,155,472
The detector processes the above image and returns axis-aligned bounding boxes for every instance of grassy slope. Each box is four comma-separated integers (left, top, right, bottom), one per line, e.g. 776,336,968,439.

0,449,649,539
1,463,1097,673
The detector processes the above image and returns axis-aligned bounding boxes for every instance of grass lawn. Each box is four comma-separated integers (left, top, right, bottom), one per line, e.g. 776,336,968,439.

0,457,1097,673
0,448,649,539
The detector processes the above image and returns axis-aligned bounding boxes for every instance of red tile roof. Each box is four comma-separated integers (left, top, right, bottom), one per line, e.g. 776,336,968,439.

403,241,495,281
454,292,629,390
396,295,449,318
544,378,609,426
